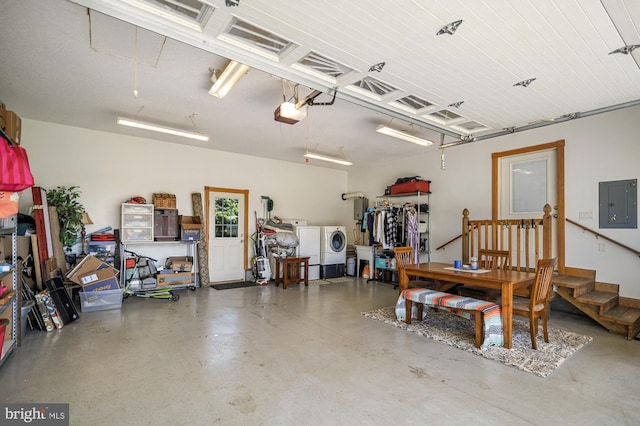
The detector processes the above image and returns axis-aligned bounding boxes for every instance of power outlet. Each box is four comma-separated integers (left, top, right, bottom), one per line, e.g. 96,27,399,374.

579,211,593,220
599,243,605,252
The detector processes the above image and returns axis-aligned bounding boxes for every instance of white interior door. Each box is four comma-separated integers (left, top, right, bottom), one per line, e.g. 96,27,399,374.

209,192,245,282
499,148,558,259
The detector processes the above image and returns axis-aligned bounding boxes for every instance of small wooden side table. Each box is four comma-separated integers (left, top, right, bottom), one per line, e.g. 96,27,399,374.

275,256,310,289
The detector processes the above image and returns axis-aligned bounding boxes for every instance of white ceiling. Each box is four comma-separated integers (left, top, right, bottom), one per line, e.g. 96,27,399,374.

1,0,639,169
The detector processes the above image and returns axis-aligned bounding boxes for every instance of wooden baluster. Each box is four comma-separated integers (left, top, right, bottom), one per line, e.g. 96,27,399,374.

462,209,470,264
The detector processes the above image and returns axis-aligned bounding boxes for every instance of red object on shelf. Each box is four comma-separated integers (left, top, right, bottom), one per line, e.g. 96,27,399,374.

0,319,7,357
389,179,431,195
90,233,115,241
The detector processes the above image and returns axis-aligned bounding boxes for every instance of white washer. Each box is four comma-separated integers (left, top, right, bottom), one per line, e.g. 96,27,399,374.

320,226,347,265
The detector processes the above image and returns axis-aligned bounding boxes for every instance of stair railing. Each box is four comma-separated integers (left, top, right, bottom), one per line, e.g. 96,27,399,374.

462,204,553,271
435,234,462,251
566,218,640,258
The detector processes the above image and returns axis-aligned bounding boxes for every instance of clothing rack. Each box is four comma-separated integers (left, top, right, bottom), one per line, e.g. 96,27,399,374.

363,203,419,250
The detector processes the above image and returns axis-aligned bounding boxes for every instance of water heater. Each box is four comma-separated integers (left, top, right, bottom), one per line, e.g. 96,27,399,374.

354,197,368,220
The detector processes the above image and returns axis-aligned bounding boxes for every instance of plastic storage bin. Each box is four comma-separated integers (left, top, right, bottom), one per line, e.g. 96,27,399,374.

79,289,124,312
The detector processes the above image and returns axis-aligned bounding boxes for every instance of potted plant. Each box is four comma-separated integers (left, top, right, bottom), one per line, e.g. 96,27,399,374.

46,186,86,252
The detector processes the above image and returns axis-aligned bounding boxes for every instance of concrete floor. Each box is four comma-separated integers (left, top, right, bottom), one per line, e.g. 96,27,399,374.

1,278,639,426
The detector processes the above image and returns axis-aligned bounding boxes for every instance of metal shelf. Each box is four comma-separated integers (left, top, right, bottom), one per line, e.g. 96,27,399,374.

0,225,19,368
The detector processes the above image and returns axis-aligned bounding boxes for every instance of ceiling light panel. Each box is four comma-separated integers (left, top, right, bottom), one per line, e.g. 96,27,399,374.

424,109,465,125
451,120,491,134
389,94,435,114
347,76,400,101
121,0,214,30
218,18,298,61
291,51,355,84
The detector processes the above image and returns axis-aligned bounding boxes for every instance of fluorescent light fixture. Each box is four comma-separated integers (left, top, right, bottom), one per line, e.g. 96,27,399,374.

304,152,353,166
209,60,250,98
117,117,209,141
376,124,434,146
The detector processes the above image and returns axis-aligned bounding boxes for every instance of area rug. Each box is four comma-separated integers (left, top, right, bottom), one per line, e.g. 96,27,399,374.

308,280,331,285
323,277,354,283
361,306,592,378
211,281,258,290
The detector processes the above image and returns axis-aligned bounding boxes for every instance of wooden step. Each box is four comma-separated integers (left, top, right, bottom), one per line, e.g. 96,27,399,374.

552,274,594,297
601,306,640,339
601,305,640,325
575,290,619,315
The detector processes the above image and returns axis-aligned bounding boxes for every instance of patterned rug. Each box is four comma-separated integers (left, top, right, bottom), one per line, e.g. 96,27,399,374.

308,277,354,285
362,306,593,378
323,277,354,283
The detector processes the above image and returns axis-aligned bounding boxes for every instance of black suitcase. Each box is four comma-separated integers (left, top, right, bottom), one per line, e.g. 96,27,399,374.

45,277,80,324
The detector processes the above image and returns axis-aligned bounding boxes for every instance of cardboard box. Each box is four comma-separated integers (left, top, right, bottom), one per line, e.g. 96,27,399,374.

0,109,21,144
66,254,119,285
79,268,120,292
156,272,192,286
179,215,202,241
165,256,193,272
171,261,192,272
0,235,29,262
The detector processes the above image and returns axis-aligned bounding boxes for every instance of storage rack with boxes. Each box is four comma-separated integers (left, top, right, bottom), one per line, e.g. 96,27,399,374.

120,241,199,291
120,201,201,291
0,217,19,368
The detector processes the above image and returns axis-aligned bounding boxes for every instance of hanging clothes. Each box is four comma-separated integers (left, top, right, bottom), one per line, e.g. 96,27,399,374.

385,206,399,249
405,206,419,263
376,209,387,248
367,209,375,245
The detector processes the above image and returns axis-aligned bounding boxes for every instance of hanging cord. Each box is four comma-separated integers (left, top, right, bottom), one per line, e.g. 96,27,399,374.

439,133,446,170
190,113,202,133
133,26,139,98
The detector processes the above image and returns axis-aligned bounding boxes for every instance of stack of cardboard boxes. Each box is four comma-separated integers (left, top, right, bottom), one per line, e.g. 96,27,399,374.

66,255,122,312
157,256,193,286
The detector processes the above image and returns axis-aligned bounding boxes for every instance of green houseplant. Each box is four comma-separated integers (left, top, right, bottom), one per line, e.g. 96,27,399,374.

46,186,86,251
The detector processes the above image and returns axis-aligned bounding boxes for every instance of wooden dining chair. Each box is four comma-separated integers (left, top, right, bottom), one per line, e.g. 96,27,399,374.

513,257,557,349
457,249,510,302
393,246,437,290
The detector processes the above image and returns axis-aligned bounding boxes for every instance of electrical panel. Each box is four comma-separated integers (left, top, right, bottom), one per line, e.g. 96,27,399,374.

599,179,637,229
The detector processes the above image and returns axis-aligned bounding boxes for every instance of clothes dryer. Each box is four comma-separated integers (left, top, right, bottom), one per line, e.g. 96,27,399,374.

294,225,321,280
320,226,347,278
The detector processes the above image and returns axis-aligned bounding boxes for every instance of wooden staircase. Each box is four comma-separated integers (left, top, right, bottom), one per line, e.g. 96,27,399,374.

552,266,640,340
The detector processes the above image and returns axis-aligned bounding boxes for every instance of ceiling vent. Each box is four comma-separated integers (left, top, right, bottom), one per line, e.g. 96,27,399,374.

451,120,491,134
218,18,298,61
347,76,400,101
424,109,465,125
291,51,354,84
121,0,214,31
390,94,435,114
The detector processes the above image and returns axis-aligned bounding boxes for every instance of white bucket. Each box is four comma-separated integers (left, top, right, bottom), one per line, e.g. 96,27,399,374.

21,300,35,336
346,257,356,276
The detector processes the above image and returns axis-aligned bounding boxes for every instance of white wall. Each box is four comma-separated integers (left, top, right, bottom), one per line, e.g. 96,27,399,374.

17,107,640,299
20,119,350,266
346,105,640,299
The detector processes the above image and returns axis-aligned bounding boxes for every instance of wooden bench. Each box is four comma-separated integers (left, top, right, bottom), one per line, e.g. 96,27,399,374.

401,288,502,349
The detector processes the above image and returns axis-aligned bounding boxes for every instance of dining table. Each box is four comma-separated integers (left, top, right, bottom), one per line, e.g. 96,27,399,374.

398,262,536,349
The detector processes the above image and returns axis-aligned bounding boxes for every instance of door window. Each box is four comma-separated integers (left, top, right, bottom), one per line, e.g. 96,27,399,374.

215,197,238,238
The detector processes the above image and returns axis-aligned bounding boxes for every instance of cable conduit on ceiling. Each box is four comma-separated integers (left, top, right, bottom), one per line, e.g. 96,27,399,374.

441,98,640,148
